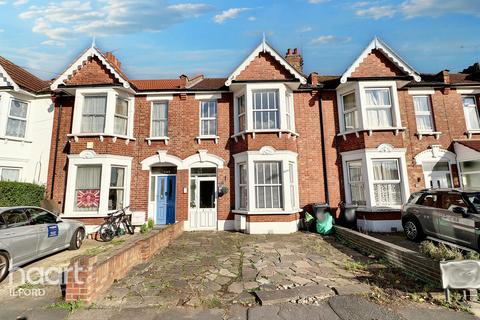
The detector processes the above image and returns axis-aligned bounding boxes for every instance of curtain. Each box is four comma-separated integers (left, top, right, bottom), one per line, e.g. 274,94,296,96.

416,115,433,131
75,166,101,211
6,100,28,138
414,96,430,112
367,109,392,127
114,99,128,135
201,101,217,135
152,102,168,137
373,160,399,180
465,106,480,130
365,89,392,128
343,93,356,111
81,96,106,133
365,89,390,106
109,167,125,211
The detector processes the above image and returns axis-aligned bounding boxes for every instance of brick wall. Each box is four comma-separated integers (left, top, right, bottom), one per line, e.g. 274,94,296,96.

351,49,404,78
65,56,118,86
236,52,294,81
65,223,184,304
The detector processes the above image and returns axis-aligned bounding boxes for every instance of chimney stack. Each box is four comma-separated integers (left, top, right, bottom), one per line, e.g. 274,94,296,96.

285,47,303,74
105,52,121,69
309,72,319,87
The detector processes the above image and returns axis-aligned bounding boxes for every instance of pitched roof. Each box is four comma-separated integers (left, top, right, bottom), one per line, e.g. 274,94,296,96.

190,78,228,90
0,56,51,93
131,79,185,91
340,37,421,84
456,140,480,153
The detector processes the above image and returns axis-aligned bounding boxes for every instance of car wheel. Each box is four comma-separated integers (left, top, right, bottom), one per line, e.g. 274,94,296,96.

69,228,85,250
0,252,9,283
403,219,424,242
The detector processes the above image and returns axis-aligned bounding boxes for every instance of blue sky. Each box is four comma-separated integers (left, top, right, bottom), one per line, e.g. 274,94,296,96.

0,0,480,80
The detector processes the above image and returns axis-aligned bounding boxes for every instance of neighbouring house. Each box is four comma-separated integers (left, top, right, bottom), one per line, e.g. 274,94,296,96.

44,37,480,234
0,57,53,185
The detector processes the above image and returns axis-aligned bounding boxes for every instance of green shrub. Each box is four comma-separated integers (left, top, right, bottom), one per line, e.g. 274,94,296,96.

0,181,45,207
147,218,154,229
420,241,465,261
140,224,148,234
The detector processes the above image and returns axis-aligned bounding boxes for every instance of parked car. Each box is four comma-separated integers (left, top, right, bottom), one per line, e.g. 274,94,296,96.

401,189,480,251
0,206,85,282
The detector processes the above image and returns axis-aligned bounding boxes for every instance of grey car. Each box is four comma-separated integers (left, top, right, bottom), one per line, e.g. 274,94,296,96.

0,206,86,282
401,189,480,251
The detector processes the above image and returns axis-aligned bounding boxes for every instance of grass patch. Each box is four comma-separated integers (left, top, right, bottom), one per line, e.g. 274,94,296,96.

344,260,367,271
201,297,222,309
84,246,107,257
49,300,84,312
17,282,44,290
419,241,479,261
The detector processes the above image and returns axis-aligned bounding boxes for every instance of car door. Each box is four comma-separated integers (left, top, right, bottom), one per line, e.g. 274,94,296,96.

411,193,440,235
0,209,39,266
27,208,68,255
437,192,475,247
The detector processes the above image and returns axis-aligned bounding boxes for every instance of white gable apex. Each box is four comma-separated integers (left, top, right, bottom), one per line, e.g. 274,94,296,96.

0,64,19,91
51,46,130,90
340,37,421,84
225,40,307,86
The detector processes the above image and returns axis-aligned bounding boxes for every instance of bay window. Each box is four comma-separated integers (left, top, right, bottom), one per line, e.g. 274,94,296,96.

414,96,434,132
343,92,358,131
238,163,247,209
347,161,365,206
365,88,393,128
114,98,128,135
151,101,168,137
75,166,102,211
200,101,217,136
6,99,28,138
237,95,246,132
462,96,480,131
81,95,107,133
254,161,282,209
109,167,125,210
372,159,402,207
253,90,279,130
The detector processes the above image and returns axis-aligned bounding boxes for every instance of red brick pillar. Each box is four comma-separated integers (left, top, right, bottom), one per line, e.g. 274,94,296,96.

65,255,97,304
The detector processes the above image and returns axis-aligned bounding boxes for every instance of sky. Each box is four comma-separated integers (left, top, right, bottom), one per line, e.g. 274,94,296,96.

0,0,480,80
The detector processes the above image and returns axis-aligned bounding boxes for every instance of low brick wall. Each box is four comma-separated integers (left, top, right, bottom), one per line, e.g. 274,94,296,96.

335,226,441,286
65,223,184,304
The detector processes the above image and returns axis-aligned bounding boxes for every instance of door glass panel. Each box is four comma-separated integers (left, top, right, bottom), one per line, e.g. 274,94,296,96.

160,178,165,199
199,180,215,208
190,179,197,208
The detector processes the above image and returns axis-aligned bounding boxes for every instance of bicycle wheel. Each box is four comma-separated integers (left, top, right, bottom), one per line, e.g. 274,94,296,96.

123,216,135,235
99,222,115,242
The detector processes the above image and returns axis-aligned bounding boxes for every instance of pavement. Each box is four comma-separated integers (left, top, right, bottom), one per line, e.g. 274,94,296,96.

0,231,477,320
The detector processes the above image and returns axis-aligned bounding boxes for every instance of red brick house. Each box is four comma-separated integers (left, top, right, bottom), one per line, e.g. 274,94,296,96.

45,37,480,234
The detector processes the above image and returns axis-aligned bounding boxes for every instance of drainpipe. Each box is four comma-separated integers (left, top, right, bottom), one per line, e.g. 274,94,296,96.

318,92,330,206
50,94,62,199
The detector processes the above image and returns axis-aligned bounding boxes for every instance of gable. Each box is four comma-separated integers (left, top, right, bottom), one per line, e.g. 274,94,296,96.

64,56,119,86
350,49,405,78
236,52,295,82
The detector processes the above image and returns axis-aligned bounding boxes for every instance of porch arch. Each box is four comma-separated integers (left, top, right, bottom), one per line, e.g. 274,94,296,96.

141,150,183,170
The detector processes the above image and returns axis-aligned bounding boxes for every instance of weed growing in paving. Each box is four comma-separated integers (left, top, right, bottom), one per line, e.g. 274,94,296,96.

201,297,222,309
344,260,367,271
49,300,84,312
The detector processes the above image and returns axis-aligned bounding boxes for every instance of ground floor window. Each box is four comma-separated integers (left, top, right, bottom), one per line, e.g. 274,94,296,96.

372,159,402,207
238,163,247,210
0,167,20,182
460,160,480,189
254,161,283,209
346,161,366,206
75,165,102,211
109,167,125,210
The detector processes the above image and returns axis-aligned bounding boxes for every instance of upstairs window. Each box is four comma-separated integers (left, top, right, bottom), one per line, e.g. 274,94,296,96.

286,93,293,131
342,92,358,131
81,95,107,133
372,159,402,206
254,161,282,209
462,96,480,131
6,99,28,138
151,101,168,137
253,90,279,130
114,98,128,135
200,101,217,136
237,95,246,132
413,96,434,132
365,88,393,128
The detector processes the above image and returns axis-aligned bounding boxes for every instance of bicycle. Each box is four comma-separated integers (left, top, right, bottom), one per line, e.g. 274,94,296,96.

98,206,135,242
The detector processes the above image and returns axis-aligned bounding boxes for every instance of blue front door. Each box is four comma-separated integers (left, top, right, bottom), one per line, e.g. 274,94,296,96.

156,176,176,224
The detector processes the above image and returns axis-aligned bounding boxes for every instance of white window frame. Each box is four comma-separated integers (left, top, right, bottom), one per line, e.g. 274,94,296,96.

0,167,21,182
232,83,297,136
364,87,394,129
341,146,409,209
81,94,107,134
71,88,134,139
237,94,246,132
238,162,247,210
113,98,129,136
199,100,218,137
6,98,29,139
342,91,359,131
413,95,434,132
346,160,366,206
109,166,126,211
371,159,402,207
462,95,480,131
252,89,280,130
233,147,299,214
254,161,283,209
337,81,402,134
64,150,132,217
150,101,169,138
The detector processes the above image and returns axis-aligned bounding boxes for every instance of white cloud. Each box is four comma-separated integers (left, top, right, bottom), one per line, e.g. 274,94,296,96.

0,29,4,32
0,1,6,5
41,40,65,47
355,0,480,19
13,0,28,6
213,7,249,24
19,0,213,45
310,35,351,45
248,16,256,21
298,26,312,33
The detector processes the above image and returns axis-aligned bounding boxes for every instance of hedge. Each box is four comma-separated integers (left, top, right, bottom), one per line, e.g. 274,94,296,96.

0,181,45,207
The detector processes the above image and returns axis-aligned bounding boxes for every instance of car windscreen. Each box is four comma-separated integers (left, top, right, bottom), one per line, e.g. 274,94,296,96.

465,193,480,213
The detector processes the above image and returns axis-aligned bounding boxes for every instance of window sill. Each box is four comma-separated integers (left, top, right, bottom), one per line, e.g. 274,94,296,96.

145,137,170,145
231,130,299,141
416,131,442,140
466,130,480,139
0,136,32,143
68,133,136,144
232,208,301,215
196,135,219,144
337,127,406,140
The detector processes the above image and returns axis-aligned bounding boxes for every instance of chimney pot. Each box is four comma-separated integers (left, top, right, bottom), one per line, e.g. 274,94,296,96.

287,48,292,55
293,48,298,54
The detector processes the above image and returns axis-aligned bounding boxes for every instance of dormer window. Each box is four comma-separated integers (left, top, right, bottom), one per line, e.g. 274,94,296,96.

253,90,279,130
81,95,107,133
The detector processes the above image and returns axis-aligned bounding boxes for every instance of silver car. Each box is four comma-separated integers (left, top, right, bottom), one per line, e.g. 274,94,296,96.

401,189,480,251
0,206,85,282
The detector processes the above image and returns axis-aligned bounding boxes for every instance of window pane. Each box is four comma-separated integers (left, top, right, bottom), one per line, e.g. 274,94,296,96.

75,166,101,211
115,99,128,116
422,162,449,172
463,96,476,107
84,96,107,114
114,116,127,135
460,161,480,173
366,89,391,106
374,183,401,206
440,193,468,211
417,194,438,207
10,100,28,118
82,96,106,133
1,168,20,181
413,96,430,112
416,115,433,131
373,160,399,180
465,106,480,130
343,93,356,111
239,164,247,184
110,167,125,187
3,209,29,228
108,189,124,210
6,118,26,138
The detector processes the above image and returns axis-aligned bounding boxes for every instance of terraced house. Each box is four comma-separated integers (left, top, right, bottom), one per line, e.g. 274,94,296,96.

42,37,480,234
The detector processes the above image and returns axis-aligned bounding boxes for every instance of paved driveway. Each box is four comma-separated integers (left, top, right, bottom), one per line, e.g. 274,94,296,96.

69,231,477,320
